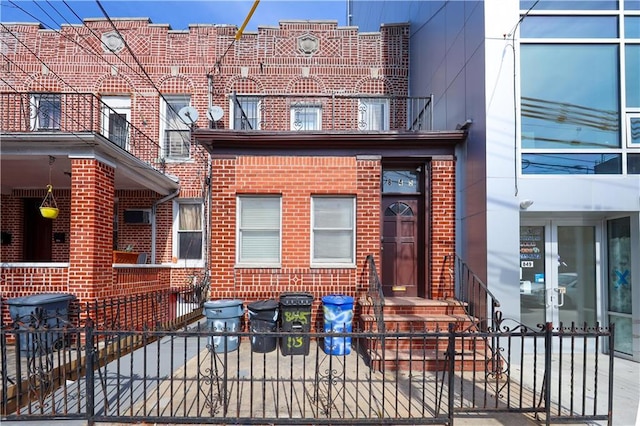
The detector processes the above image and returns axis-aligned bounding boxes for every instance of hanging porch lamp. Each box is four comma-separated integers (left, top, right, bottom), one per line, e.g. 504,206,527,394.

39,156,59,219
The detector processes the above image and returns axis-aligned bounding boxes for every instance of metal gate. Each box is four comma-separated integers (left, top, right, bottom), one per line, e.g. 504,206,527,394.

1,307,614,425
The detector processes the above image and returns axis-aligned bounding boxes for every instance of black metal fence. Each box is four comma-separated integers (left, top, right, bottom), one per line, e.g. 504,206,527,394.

1,299,615,425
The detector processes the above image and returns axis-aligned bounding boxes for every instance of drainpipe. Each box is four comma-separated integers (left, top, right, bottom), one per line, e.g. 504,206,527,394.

152,188,180,263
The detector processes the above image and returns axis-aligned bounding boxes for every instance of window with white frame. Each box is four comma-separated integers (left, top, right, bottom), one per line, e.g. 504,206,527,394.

101,96,130,149
311,197,355,265
627,113,640,148
358,98,389,130
230,95,261,130
161,95,191,160
237,196,281,266
175,201,203,260
290,104,322,131
30,93,61,130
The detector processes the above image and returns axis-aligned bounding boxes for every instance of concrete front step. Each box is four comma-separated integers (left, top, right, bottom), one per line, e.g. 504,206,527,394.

360,313,478,332
357,296,488,371
359,296,469,316
365,348,494,372
359,334,486,353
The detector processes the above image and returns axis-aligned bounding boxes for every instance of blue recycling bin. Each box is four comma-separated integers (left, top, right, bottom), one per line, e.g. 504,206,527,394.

322,294,354,355
7,293,75,354
203,299,244,353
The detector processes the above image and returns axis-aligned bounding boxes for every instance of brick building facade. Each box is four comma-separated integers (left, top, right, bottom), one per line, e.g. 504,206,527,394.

0,18,464,326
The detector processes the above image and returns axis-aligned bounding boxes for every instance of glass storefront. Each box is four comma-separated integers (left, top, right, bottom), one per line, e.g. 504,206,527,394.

520,223,598,329
607,217,633,355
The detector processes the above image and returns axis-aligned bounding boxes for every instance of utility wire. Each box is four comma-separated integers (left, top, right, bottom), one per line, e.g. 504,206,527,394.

95,0,199,156
7,0,195,155
5,0,168,136
0,25,171,171
95,1,191,128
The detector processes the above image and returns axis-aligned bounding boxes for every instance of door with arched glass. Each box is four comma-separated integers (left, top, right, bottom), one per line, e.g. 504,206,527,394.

381,169,423,297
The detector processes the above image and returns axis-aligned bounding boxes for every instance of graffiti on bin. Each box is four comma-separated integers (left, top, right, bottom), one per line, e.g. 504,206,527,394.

285,335,304,349
209,319,239,350
323,305,353,325
283,310,310,325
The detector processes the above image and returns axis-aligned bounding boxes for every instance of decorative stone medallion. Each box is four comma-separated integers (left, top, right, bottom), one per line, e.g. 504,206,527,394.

297,33,319,55
102,31,125,53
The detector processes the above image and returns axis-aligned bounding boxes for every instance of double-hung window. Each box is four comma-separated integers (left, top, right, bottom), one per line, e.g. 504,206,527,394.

237,196,281,266
101,96,130,149
311,196,355,266
30,93,61,130
230,95,261,130
290,104,322,130
175,200,203,261
161,95,191,160
358,98,389,130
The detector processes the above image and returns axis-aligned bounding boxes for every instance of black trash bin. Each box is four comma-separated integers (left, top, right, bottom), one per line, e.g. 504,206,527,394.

6,293,75,354
279,292,314,356
247,299,279,353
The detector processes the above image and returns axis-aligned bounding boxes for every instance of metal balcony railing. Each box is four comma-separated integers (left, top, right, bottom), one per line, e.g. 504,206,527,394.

0,92,162,169
225,93,433,132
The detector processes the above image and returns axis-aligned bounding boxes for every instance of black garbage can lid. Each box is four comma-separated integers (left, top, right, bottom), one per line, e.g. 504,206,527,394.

6,293,74,306
279,292,314,306
247,299,279,311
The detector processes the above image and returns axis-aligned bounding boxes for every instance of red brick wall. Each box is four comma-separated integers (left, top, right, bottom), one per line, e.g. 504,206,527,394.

115,190,156,255
68,159,115,302
209,155,381,323
0,266,70,325
0,195,22,263
430,159,456,299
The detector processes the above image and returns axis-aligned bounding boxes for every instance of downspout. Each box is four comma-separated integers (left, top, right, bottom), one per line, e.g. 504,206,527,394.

152,188,180,263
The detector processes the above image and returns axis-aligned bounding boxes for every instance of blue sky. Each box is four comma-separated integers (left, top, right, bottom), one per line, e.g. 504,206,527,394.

0,0,348,31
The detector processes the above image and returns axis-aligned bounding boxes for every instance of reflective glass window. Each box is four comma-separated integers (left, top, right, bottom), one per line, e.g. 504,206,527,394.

628,153,640,173
522,153,622,174
382,170,420,193
521,44,620,149
625,0,640,10
628,116,640,146
627,45,640,106
521,16,618,38
625,17,640,38
521,1,618,10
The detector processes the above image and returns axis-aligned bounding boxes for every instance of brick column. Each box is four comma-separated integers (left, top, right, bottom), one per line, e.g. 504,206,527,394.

68,158,115,303
430,158,456,299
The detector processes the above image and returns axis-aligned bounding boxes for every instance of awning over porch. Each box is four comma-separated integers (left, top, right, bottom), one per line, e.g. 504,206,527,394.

0,132,179,196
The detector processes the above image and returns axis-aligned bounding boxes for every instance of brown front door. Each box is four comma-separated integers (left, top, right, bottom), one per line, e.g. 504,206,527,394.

381,197,419,297
24,198,52,261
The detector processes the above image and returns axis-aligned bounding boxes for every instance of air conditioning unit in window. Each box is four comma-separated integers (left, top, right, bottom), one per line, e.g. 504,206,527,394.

123,209,151,224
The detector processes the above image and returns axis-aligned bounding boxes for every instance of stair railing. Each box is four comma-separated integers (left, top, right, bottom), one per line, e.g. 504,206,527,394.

365,254,385,333
447,254,500,331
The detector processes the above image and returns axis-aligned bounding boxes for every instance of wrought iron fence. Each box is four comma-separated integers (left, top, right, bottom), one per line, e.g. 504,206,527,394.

447,254,501,331
1,301,615,425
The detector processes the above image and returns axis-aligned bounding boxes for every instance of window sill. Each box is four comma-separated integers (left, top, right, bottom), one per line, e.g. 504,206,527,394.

235,263,282,269
310,263,356,269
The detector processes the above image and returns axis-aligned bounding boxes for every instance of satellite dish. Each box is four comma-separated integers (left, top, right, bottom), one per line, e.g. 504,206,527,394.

178,106,199,125
207,105,224,122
